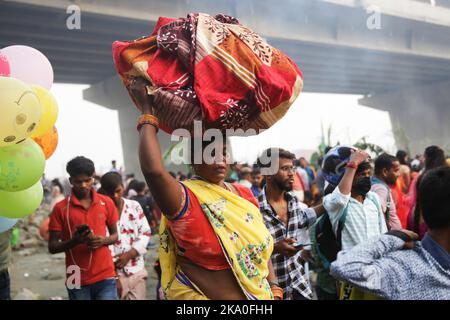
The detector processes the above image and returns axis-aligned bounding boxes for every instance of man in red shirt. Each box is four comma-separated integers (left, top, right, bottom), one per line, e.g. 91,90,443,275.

48,156,119,300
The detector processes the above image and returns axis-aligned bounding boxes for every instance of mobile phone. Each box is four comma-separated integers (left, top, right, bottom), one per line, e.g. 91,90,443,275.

76,224,90,234
292,242,311,249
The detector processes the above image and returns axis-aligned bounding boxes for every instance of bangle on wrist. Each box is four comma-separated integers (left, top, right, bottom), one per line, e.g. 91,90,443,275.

137,114,159,132
268,281,280,288
271,286,284,300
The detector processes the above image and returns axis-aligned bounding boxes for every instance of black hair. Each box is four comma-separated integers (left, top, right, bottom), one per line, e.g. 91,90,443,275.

424,145,446,171
66,156,95,177
257,148,295,169
356,161,372,175
125,179,138,196
100,172,123,195
374,153,398,175
417,166,450,229
396,150,408,165
414,146,448,232
134,181,146,193
252,167,261,176
97,187,106,195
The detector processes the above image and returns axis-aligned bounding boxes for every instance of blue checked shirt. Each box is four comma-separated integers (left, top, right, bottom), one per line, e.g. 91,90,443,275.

259,187,317,300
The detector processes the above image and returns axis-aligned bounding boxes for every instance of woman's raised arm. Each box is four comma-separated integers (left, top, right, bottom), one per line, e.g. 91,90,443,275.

129,78,184,218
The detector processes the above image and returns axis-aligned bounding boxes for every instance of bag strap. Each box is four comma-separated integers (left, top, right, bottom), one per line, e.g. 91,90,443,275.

336,205,349,251
371,177,391,222
366,193,386,232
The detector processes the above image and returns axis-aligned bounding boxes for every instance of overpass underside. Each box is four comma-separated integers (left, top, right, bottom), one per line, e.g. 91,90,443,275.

2,0,450,173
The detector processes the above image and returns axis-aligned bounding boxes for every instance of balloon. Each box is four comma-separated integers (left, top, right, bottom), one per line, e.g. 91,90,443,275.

0,216,18,233
0,77,43,147
0,139,45,191
0,181,43,218
1,45,53,89
30,85,59,138
33,126,58,160
0,51,10,76
39,217,49,241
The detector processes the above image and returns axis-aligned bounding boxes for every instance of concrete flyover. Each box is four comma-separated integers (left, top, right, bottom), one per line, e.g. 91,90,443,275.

1,0,450,175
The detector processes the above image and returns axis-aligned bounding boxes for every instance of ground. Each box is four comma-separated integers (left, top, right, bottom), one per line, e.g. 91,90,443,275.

9,235,160,300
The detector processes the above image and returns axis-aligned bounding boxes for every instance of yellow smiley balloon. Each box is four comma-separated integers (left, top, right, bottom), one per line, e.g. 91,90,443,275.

30,85,59,138
0,76,43,147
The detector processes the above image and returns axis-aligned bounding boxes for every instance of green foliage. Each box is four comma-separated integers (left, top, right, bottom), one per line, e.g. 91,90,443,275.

353,136,385,157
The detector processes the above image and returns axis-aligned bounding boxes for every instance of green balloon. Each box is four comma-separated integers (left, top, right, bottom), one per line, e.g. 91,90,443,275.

0,181,43,218
0,139,45,191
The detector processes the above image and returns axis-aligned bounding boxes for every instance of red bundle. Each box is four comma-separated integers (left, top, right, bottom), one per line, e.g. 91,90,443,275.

113,13,303,134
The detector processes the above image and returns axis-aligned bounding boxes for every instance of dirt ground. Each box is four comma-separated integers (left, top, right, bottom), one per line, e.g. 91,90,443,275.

9,235,160,300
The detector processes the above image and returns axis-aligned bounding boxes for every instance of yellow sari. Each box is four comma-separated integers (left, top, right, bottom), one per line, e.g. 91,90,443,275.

159,179,274,300
340,282,383,300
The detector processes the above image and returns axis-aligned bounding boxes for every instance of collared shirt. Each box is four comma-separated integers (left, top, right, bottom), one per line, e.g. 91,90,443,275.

258,187,316,300
112,198,151,276
49,189,119,286
323,187,388,251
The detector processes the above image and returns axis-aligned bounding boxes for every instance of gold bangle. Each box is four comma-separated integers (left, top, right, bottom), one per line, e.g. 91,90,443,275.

271,286,284,300
137,114,159,132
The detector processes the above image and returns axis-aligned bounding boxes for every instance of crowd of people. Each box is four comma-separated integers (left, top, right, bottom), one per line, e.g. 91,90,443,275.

0,138,449,300
1,84,449,301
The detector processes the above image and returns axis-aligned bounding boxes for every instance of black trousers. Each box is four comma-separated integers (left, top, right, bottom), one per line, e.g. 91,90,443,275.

292,289,310,300
0,270,11,300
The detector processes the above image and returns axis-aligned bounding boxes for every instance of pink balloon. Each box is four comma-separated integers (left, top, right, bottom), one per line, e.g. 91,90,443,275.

0,51,10,76
1,45,53,89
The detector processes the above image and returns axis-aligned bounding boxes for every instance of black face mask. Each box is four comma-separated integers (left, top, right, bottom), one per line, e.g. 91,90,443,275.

353,176,372,196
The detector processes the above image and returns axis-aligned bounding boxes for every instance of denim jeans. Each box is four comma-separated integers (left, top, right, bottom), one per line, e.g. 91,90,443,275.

67,278,118,300
0,270,11,300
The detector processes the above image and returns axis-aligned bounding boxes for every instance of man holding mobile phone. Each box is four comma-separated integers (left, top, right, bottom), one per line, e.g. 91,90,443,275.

48,156,119,300
257,148,325,300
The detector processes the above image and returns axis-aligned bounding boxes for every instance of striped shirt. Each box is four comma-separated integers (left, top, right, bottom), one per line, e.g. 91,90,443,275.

259,187,316,300
323,187,388,251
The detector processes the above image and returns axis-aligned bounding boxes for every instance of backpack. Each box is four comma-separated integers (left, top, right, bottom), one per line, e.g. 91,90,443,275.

312,195,382,271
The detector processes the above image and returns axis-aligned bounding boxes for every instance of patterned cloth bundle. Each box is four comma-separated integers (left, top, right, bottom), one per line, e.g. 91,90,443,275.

113,13,303,134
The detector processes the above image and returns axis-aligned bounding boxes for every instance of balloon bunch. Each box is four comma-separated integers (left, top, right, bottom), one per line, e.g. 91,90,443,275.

0,45,59,233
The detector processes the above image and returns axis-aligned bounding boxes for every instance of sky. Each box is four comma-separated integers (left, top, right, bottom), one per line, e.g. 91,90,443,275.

45,84,124,179
45,84,396,179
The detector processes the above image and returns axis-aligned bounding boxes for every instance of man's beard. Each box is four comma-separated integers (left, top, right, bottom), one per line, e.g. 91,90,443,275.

73,188,90,199
274,177,293,192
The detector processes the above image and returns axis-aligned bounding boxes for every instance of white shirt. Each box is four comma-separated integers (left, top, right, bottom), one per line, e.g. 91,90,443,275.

113,198,151,275
323,187,387,251
239,180,252,189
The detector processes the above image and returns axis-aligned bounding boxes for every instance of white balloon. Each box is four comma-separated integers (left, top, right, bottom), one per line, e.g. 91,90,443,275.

1,45,53,89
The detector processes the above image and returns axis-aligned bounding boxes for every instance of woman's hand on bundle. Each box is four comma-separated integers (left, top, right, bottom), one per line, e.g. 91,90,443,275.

128,77,154,114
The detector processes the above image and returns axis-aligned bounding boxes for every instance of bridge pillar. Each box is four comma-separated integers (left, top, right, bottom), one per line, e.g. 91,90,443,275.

83,76,187,179
359,80,450,155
